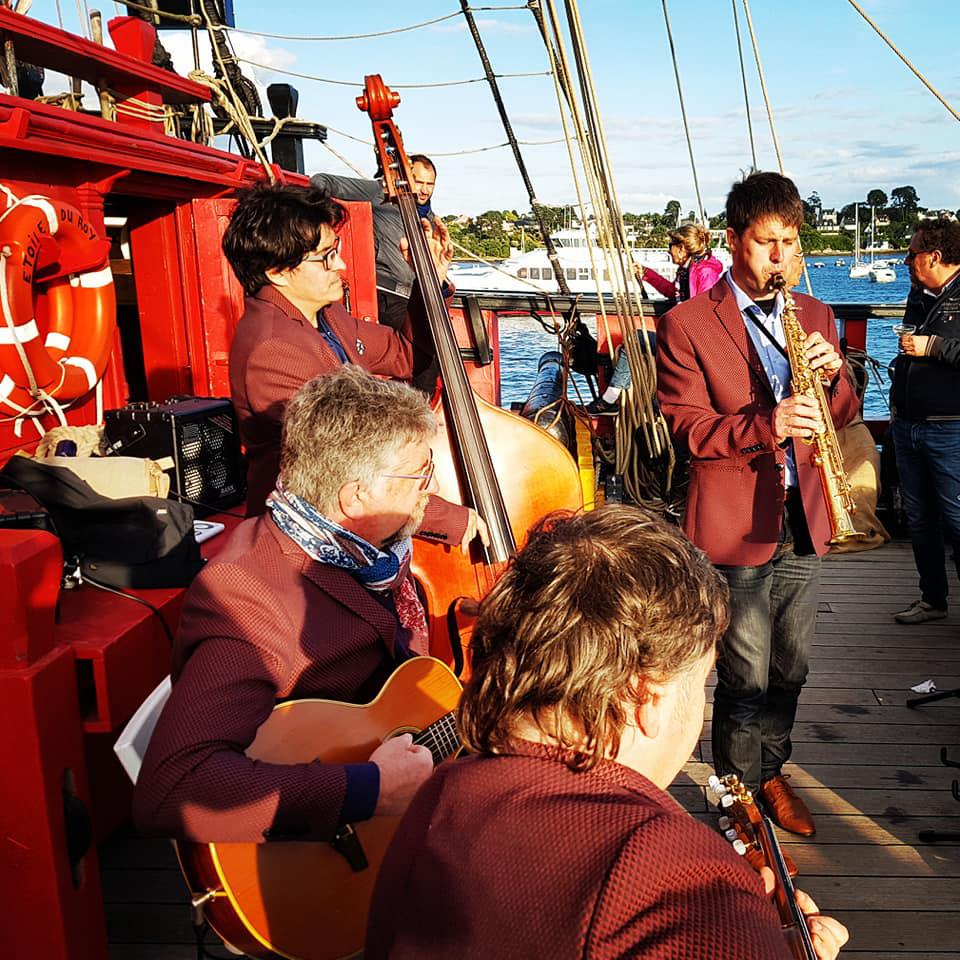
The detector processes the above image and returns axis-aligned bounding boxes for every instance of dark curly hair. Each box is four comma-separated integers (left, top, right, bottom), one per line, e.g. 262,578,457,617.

912,218,960,266
222,182,347,295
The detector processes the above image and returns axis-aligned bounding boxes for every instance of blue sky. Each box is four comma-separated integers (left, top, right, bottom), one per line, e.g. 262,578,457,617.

26,1,960,218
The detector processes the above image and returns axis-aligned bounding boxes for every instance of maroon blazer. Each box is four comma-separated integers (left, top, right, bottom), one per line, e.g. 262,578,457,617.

229,287,426,516
656,279,859,565
228,287,466,544
132,516,406,842
366,741,790,959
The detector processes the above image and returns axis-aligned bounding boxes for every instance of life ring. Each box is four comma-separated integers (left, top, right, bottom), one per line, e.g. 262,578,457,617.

0,193,115,414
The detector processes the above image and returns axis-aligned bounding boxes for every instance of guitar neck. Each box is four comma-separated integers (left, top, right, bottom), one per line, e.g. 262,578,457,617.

413,710,460,765
760,817,818,960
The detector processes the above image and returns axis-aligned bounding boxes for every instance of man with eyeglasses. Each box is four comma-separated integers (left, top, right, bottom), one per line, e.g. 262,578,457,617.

889,218,960,624
223,181,475,557
135,366,458,844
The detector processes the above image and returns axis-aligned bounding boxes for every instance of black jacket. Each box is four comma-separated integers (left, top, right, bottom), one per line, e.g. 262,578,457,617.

890,270,960,420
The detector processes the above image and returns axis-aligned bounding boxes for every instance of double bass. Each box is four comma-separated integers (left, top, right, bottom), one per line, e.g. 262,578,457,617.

358,75,583,671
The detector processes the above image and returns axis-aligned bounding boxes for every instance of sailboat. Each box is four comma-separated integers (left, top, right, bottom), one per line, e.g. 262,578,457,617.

848,204,871,278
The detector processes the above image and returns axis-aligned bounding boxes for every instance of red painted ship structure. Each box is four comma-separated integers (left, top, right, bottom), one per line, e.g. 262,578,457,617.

0,8,520,958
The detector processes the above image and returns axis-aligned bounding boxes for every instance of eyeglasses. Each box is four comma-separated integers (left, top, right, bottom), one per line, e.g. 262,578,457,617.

301,236,342,270
381,450,435,490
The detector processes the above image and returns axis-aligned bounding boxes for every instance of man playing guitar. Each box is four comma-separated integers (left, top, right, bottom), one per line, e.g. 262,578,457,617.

133,367,472,842
368,506,849,959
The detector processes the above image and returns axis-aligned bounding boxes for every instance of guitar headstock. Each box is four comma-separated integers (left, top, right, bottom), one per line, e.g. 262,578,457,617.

356,75,414,205
710,774,815,959
709,773,764,863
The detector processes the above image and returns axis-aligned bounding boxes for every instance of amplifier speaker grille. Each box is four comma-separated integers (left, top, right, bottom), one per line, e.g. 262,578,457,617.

104,397,245,517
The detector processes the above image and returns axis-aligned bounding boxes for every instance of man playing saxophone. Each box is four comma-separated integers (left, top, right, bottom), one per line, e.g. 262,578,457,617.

657,172,859,839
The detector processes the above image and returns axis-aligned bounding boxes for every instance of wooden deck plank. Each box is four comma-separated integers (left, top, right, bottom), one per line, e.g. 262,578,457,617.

701,703,960,724
685,760,960,790
798,876,959,909
691,810,960,845
789,841,960,876
701,721,960,744
701,741,955,766
812,912,960,954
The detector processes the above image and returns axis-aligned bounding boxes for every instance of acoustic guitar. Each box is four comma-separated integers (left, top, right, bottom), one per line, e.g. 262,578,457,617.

175,656,462,960
709,774,818,960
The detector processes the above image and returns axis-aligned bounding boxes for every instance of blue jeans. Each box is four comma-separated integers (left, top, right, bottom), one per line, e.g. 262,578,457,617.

712,546,821,789
608,331,657,391
891,418,960,609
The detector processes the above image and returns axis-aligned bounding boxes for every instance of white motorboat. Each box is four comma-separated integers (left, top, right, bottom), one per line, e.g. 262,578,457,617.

448,227,730,298
869,265,897,283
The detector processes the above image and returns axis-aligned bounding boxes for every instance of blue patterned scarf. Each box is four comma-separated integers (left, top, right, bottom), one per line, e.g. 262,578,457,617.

267,479,412,591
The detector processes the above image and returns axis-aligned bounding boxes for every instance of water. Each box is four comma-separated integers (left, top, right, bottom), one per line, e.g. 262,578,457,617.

498,261,912,421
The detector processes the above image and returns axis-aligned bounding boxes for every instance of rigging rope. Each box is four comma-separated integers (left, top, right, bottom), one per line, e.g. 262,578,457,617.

236,58,549,90
739,0,783,174
739,0,813,297
537,0,674,509
220,7,531,42
844,0,960,123
661,0,706,224
459,0,577,305
731,0,758,170
196,5,276,181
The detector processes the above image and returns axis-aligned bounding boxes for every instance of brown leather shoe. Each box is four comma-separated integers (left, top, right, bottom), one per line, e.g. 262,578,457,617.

743,840,799,879
759,775,816,837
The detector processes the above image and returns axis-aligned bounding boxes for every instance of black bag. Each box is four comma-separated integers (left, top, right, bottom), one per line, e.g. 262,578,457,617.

569,318,600,377
0,456,204,589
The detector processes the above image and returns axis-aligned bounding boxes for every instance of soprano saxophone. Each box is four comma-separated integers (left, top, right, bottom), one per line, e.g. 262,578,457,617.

773,276,864,545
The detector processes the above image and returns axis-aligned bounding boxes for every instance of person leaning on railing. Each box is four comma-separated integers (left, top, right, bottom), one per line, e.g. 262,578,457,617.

586,223,723,415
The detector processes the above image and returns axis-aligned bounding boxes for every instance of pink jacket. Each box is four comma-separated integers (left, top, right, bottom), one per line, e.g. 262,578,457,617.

641,254,724,301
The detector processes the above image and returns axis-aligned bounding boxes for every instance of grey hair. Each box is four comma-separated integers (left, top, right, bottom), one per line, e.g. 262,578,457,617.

280,365,437,514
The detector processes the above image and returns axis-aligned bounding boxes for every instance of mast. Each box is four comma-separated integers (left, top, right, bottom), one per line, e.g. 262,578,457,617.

854,204,860,264
457,0,572,297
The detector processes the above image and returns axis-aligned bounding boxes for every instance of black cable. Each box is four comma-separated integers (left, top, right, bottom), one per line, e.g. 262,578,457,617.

168,491,247,520
79,574,176,646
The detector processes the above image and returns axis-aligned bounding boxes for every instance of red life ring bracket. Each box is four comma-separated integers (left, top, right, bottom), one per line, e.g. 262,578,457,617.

0,193,116,415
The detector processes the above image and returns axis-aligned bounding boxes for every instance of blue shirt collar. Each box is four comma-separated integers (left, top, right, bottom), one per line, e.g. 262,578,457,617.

725,270,783,321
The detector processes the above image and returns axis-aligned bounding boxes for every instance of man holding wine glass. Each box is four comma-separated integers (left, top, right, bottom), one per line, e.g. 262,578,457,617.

889,219,960,624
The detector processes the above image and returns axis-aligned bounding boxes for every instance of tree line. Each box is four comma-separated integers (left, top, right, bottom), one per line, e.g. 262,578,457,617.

447,187,948,258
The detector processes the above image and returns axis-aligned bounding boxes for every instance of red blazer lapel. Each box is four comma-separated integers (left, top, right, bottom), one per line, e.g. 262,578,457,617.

710,280,777,403
269,521,401,655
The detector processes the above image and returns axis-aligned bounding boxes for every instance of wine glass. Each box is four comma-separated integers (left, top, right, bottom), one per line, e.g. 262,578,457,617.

893,322,916,353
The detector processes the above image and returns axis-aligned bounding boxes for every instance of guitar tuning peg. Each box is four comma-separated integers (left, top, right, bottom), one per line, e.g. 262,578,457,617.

720,793,735,808
724,828,738,841
718,815,731,830
732,839,747,856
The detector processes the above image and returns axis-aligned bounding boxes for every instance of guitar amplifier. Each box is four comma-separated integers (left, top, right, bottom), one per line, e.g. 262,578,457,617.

104,397,245,517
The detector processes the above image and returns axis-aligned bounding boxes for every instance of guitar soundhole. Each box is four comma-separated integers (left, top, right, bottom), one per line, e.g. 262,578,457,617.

385,726,421,739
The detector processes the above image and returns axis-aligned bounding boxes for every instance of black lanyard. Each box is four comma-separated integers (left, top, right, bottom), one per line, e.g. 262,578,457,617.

745,306,789,362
